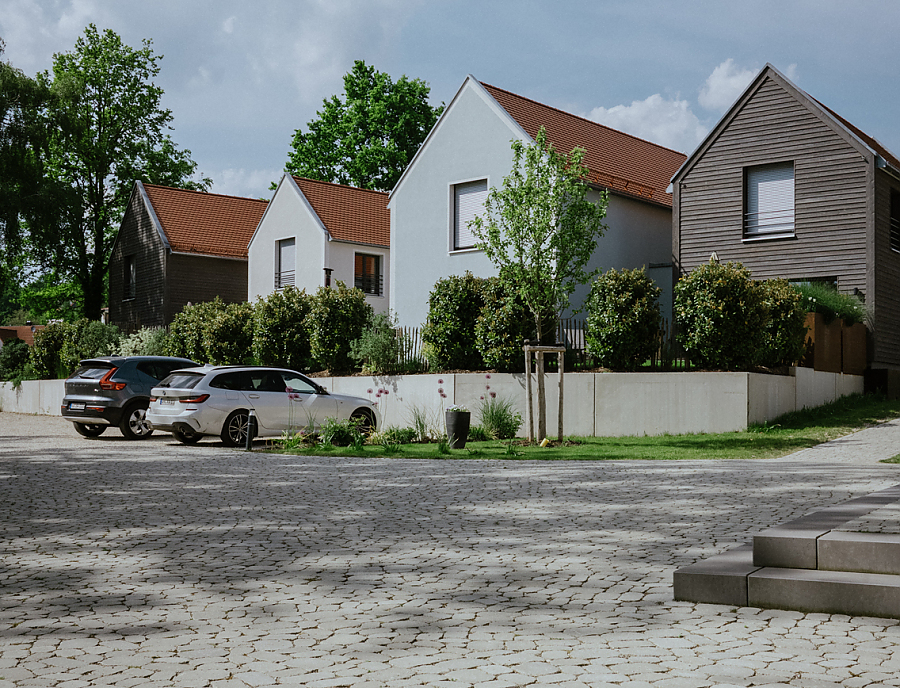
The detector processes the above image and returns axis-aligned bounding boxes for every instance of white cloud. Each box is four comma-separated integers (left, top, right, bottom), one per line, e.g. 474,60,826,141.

698,58,757,112
210,168,282,199
588,94,708,154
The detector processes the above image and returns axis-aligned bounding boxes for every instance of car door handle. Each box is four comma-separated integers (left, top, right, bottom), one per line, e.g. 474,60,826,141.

248,394,260,399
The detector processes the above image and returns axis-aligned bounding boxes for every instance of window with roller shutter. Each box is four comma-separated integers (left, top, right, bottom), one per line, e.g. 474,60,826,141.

744,162,795,238
453,179,488,250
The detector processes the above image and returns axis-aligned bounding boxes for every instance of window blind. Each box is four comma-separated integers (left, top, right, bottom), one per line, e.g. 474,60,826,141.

745,163,795,235
454,180,488,249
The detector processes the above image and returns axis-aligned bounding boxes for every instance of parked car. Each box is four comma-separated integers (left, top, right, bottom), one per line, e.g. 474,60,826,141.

147,365,380,446
61,356,199,439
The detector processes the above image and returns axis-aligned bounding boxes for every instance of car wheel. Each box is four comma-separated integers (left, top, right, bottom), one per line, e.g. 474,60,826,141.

173,425,202,445
350,409,375,435
73,423,107,438
120,404,154,440
221,410,254,447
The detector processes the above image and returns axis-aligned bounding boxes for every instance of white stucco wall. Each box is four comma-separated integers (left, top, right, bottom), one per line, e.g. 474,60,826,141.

248,178,326,301
389,78,674,329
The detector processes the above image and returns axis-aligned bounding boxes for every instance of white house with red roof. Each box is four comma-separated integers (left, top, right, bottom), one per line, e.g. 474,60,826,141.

247,175,390,314
388,75,687,328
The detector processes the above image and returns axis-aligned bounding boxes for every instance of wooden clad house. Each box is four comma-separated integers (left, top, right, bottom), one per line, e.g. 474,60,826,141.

109,182,268,332
672,64,900,370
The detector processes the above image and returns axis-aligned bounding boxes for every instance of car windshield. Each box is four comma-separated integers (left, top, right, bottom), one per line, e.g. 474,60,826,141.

156,372,204,389
72,365,115,380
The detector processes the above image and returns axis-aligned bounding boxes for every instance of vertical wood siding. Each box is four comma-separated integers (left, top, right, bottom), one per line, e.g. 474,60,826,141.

164,254,248,323
675,77,869,293
873,171,900,366
108,194,167,331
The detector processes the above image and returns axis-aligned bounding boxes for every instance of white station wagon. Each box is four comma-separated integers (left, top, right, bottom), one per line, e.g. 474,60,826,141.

147,365,379,446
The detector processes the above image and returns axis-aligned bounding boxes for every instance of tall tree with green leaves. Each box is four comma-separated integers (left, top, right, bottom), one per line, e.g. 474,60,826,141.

284,60,442,191
470,126,608,439
25,25,210,320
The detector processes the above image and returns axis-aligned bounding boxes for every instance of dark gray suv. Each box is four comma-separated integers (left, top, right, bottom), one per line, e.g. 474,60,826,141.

61,356,197,439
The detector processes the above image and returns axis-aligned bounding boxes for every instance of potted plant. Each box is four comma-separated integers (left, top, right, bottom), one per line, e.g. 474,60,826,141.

445,404,471,449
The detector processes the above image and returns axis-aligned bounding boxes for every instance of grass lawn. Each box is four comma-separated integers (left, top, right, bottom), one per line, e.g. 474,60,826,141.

266,393,900,462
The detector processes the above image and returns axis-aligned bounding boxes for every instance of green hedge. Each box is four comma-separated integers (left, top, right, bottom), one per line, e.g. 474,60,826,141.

422,272,486,371
30,320,121,379
307,282,373,372
759,279,808,368
253,286,311,370
585,267,661,371
474,278,548,373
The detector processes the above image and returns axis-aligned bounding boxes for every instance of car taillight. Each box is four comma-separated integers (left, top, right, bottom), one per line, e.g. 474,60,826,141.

98,368,126,391
149,397,158,403
179,394,209,404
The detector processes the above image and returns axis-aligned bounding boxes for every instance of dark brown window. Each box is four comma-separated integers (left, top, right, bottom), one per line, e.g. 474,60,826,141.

891,190,900,253
123,255,136,300
355,254,382,296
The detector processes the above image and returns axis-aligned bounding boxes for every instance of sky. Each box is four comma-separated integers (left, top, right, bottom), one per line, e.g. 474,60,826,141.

1,0,898,199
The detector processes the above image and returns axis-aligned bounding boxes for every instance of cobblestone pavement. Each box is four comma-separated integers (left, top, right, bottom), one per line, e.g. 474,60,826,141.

2,412,900,688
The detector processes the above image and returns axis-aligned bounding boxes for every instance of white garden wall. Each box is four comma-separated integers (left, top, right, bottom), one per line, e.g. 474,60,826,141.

1,368,864,437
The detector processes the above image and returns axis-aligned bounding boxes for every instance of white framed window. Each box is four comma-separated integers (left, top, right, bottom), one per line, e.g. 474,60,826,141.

355,253,382,296
452,179,488,250
744,162,795,238
276,238,295,289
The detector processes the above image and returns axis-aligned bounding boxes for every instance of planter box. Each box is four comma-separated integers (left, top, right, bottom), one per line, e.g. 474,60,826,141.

842,322,867,376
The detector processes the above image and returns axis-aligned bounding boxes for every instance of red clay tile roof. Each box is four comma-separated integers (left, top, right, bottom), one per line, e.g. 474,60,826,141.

480,82,687,208
293,177,389,247
142,184,268,259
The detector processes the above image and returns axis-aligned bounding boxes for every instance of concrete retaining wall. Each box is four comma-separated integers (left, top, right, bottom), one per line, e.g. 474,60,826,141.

1,368,865,437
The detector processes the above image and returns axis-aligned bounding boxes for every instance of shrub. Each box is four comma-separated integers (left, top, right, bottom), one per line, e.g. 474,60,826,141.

0,338,31,381
253,286,312,370
585,267,662,371
421,272,486,371
796,282,868,326
30,322,71,378
674,261,768,370
350,311,401,374
307,282,373,372
58,320,121,373
758,279,809,367
475,277,551,373
114,327,169,357
165,299,228,363
204,301,255,365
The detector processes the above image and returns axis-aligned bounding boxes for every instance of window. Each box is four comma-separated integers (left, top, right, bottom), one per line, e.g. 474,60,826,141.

276,238,295,289
891,190,900,253
453,179,488,250
355,253,382,296
744,162,795,237
123,255,136,300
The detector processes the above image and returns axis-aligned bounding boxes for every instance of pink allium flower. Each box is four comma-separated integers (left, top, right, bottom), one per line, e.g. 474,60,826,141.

367,388,373,394
490,391,496,399
382,390,389,396
486,374,491,379
480,395,484,400
485,385,490,390
438,388,444,394
438,379,444,384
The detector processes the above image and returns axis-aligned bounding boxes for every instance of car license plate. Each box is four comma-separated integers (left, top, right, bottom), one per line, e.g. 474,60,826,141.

69,402,85,411
160,398,175,406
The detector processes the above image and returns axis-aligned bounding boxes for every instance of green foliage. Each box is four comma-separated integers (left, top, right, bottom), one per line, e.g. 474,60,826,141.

17,275,83,323
470,126,609,343
22,25,210,321
30,319,120,378
0,338,30,380
318,416,366,448
475,277,552,373
165,299,226,363
284,60,443,191
114,327,169,357
350,311,401,374
29,322,69,378
422,272,487,371
203,301,255,365
253,286,311,370
674,261,768,370
585,267,662,371
759,279,809,367
467,425,491,442
307,282,373,372
477,394,523,439
796,282,868,326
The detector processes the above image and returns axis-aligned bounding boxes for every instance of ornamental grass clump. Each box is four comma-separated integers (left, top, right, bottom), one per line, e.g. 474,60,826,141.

476,374,522,439
796,282,868,326
585,267,662,371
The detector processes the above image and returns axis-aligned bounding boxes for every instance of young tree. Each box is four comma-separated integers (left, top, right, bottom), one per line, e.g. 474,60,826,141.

26,25,210,320
470,126,608,439
284,60,442,191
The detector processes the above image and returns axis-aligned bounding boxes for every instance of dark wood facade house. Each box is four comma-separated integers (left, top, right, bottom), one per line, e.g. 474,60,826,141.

109,182,268,332
672,64,900,371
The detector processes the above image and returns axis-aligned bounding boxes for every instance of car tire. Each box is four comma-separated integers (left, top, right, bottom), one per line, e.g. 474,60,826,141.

173,426,202,444
350,409,375,435
119,404,154,440
221,410,254,447
73,423,107,438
